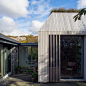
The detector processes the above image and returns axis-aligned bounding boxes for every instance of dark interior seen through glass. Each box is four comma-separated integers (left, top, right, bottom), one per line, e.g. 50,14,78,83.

61,35,83,79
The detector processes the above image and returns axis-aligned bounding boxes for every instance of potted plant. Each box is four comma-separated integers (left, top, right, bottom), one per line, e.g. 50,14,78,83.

31,72,37,82
24,69,32,74
15,66,21,74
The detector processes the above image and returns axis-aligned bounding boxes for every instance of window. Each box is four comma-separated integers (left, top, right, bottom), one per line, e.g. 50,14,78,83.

61,35,83,79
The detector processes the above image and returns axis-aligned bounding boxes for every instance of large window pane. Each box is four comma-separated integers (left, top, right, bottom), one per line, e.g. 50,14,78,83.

61,36,83,79
19,46,38,68
4,45,11,75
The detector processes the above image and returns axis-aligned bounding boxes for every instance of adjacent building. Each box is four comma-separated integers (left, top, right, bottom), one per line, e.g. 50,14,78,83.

0,33,20,82
0,34,38,82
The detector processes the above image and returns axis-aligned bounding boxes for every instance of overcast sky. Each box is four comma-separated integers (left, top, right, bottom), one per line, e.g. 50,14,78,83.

0,0,86,36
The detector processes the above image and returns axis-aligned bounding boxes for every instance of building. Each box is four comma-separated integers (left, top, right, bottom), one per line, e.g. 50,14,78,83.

0,33,20,82
38,13,86,82
0,33,38,82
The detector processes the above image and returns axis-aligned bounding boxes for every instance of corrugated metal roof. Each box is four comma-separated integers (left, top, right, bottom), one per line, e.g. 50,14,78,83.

0,33,20,44
39,13,86,31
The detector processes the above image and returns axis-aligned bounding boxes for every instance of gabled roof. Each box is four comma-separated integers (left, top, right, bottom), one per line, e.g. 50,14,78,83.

0,33,20,44
39,13,86,32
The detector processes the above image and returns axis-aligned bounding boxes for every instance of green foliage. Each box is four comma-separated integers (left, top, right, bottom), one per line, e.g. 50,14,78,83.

15,66,21,71
35,40,38,43
26,61,27,64
29,34,33,37
21,40,27,43
73,8,86,21
32,47,38,60
24,71,27,74
67,8,80,12
25,70,29,74
7,35,17,38
50,8,80,14
7,35,10,37
27,35,38,43
28,46,31,60
24,69,32,74
16,60,19,62
28,69,32,73
27,47,38,61
32,72,37,78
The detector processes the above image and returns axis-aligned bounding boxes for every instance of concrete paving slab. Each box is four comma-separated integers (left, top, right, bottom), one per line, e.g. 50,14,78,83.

0,74,86,86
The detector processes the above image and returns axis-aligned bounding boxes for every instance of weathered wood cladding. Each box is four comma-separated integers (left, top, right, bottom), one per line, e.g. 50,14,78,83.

38,31,60,82
38,31,49,82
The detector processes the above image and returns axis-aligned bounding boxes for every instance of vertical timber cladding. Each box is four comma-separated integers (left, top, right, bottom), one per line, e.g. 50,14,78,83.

49,35,59,82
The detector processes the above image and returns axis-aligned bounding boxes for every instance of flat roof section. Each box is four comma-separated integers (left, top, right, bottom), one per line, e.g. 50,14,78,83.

20,43,38,46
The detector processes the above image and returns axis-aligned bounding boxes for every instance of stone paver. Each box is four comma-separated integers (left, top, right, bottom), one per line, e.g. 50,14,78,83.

77,82,86,86
0,74,86,86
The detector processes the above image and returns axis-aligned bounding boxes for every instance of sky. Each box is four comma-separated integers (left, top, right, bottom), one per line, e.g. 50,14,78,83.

0,0,86,36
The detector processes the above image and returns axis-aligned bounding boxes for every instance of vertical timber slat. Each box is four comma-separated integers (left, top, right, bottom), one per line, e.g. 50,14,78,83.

53,35,55,82
56,35,58,82
59,35,60,80
45,32,49,82
50,35,52,82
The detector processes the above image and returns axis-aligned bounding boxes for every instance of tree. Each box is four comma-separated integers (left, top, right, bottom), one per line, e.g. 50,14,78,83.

73,8,86,21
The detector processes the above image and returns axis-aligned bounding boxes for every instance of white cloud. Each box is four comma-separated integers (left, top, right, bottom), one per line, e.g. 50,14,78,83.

30,0,51,17
0,16,18,33
0,16,31,36
10,29,31,36
0,0,51,36
77,0,86,9
29,20,44,33
31,0,37,5
0,0,29,18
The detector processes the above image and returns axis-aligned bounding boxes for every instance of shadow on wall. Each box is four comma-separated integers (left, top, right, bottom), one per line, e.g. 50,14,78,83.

38,51,49,82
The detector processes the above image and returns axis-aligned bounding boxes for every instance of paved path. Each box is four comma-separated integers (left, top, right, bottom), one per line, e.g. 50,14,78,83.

0,74,86,86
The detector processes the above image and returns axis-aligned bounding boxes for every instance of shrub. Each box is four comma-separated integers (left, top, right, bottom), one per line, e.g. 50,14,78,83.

32,72,37,78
